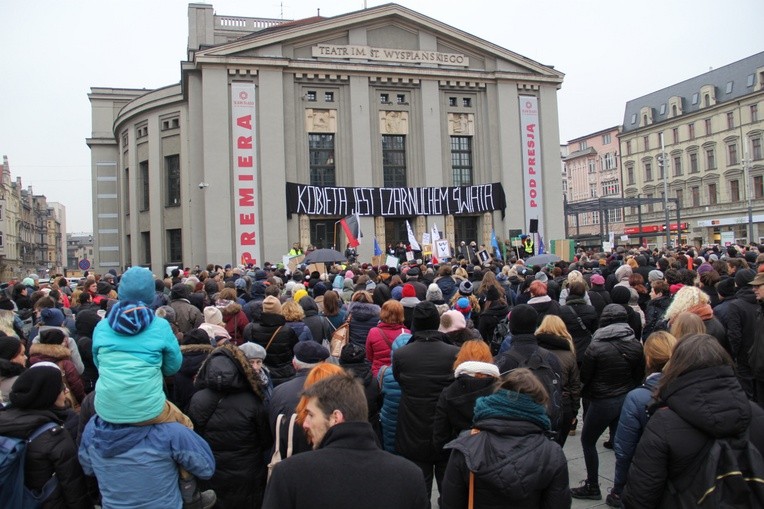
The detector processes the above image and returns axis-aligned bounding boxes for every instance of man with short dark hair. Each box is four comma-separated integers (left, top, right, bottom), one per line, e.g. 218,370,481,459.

263,374,428,509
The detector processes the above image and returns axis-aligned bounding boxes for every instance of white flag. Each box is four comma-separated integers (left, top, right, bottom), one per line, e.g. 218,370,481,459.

431,223,440,242
406,220,421,251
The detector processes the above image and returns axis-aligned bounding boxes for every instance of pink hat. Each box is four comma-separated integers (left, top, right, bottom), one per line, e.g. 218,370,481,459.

590,274,605,286
345,270,354,279
438,310,466,333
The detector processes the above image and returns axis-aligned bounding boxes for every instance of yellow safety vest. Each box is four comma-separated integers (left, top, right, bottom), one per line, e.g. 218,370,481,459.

524,239,534,254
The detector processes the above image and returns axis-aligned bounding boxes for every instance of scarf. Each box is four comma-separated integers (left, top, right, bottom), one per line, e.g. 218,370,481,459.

107,300,155,335
687,303,713,321
473,389,551,430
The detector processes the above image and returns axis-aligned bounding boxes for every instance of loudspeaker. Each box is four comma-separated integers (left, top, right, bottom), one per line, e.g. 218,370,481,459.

529,219,538,233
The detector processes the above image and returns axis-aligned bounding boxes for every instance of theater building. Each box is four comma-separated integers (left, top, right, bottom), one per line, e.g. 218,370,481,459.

87,3,564,273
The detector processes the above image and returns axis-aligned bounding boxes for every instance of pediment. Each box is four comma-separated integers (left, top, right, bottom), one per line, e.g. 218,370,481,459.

195,3,563,80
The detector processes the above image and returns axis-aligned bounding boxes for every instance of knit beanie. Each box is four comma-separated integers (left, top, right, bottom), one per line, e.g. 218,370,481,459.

293,341,330,364
0,296,15,310
183,328,211,345
40,308,65,327
696,263,714,276
735,268,757,289
107,301,155,335
203,306,224,326
454,297,472,318
391,285,403,301
171,283,190,300
438,310,466,333
611,285,632,305
648,270,664,284
590,274,605,286
402,283,416,299
239,342,267,361
313,282,327,297
0,336,21,360
118,266,155,304
155,305,177,324
293,289,308,303
508,304,538,335
426,284,443,302
262,295,282,315
716,277,736,298
459,280,474,295
412,301,441,332
9,364,63,410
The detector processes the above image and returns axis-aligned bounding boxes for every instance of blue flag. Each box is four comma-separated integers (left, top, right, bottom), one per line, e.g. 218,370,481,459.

373,237,383,257
538,233,546,255
491,229,502,260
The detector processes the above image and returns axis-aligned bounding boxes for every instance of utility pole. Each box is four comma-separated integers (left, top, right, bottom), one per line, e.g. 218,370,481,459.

660,132,671,248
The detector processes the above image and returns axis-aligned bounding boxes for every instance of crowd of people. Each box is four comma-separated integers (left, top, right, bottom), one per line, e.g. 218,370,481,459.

1,242,764,508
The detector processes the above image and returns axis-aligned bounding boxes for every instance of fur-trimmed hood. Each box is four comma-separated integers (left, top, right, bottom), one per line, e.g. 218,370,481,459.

218,300,242,317
192,342,263,399
180,344,214,355
29,342,71,362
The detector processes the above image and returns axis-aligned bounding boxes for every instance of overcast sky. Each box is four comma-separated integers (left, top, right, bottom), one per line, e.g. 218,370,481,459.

1,0,762,233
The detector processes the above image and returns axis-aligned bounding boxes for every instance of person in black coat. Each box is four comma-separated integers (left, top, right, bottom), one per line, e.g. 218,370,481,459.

558,282,598,365
393,301,460,504
587,274,611,316
243,296,299,386
623,334,764,508
572,304,644,501
642,280,671,342
441,368,571,509
263,373,428,509
725,268,759,398
477,286,510,345
187,342,272,509
297,296,328,345
0,364,92,509
172,328,213,412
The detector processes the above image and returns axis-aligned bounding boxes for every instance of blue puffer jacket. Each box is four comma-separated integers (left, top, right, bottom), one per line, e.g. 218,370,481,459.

378,333,412,453
93,302,183,423
347,301,381,348
612,372,661,494
79,416,215,509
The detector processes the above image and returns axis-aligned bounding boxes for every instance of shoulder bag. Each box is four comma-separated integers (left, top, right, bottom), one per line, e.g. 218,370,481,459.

329,315,351,358
267,413,298,482
264,326,283,351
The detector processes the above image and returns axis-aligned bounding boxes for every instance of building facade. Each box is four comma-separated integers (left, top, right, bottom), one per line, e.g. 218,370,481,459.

66,233,94,274
563,126,622,245
620,52,764,248
0,156,65,279
88,3,565,274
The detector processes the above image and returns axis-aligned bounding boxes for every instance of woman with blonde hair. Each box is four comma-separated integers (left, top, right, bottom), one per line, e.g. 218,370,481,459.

535,314,581,445
608,331,677,506
559,270,592,306
668,311,705,340
664,286,727,351
433,340,500,451
281,299,312,342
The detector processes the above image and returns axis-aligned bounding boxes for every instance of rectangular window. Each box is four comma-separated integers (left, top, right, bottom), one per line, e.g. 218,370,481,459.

647,193,654,213
602,133,611,144
752,104,759,123
306,91,317,102
643,135,650,151
705,118,712,135
690,152,699,173
579,140,588,150
309,134,336,186
141,231,151,265
165,155,180,207
627,166,635,185
139,161,149,211
726,81,734,94
728,143,739,165
660,104,666,115
396,94,406,105
448,97,457,107
603,153,616,170
462,98,472,107
673,155,683,176
380,93,389,104
324,92,334,102
626,140,632,155
692,93,699,105
450,136,473,186
703,148,715,170
589,182,598,198
709,183,717,205
167,229,182,263
602,179,620,196
672,127,679,144
382,135,406,187
645,162,652,181
752,137,762,161
755,176,763,199
691,186,700,207
727,112,735,130
731,180,740,202
588,160,596,174
124,167,130,214
676,189,684,207
688,123,695,140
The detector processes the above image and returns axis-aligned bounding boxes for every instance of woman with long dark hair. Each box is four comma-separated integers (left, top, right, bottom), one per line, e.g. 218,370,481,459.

623,334,764,507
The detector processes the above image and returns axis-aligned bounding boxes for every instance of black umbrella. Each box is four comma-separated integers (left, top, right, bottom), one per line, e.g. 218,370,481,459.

303,248,346,265
525,253,562,266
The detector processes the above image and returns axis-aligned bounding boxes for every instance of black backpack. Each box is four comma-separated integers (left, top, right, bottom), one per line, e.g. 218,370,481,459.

490,317,510,356
505,348,563,435
664,431,764,508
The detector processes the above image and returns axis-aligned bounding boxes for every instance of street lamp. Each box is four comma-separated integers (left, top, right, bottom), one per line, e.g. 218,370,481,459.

659,132,671,249
744,142,754,244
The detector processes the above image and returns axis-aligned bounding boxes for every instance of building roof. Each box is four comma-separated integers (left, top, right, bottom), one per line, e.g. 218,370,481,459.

563,147,597,161
622,51,764,133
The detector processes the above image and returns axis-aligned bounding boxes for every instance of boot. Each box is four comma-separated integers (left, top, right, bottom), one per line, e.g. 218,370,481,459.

571,480,602,500
180,475,217,509
606,490,623,507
